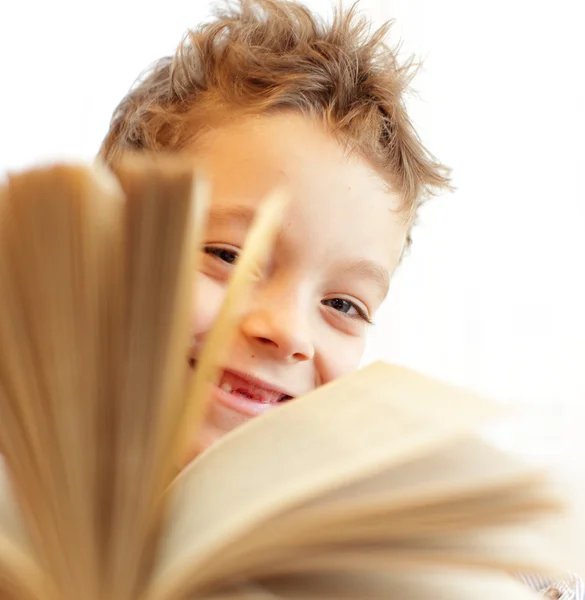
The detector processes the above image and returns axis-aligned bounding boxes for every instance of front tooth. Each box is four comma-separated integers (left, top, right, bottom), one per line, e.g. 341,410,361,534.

220,382,232,393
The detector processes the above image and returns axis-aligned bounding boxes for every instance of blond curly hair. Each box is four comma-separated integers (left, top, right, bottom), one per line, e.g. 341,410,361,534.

99,0,451,235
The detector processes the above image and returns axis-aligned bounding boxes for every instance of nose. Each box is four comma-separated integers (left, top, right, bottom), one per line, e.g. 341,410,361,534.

240,291,315,363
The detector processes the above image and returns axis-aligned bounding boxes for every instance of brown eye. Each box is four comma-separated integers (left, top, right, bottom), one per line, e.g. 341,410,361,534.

204,247,239,264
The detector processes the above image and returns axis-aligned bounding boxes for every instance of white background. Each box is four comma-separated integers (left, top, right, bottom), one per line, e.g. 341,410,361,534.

1,1,584,473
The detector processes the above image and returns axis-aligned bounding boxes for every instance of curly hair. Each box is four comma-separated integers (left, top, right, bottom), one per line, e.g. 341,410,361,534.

99,0,451,228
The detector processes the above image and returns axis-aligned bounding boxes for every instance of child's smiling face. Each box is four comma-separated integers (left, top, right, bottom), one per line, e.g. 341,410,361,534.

185,112,407,459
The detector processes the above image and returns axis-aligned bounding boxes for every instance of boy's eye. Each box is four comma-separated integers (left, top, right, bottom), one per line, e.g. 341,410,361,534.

322,298,372,324
204,246,239,264
324,298,354,314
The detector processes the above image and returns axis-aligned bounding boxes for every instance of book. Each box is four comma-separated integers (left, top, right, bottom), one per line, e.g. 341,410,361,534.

0,156,573,600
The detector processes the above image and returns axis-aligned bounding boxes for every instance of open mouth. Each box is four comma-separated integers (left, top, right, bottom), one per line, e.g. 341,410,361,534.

188,358,293,407
218,376,293,404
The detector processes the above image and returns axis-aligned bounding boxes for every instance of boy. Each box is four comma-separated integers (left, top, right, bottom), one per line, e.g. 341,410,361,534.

99,1,581,597
99,0,450,460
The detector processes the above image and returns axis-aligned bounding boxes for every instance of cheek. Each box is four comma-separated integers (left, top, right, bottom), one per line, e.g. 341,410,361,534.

316,334,366,386
191,274,226,337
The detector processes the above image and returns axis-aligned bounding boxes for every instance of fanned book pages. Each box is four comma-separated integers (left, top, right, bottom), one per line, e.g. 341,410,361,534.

0,156,574,600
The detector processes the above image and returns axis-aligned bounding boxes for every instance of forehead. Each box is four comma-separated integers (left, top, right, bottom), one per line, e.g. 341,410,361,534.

191,113,407,272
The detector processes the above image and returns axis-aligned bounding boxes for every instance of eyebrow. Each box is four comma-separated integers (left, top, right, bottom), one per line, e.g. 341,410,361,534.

208,204,256,227
335,258,390,301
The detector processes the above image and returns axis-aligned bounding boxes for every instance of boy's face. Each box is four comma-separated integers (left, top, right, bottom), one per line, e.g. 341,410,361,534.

185,112,407,460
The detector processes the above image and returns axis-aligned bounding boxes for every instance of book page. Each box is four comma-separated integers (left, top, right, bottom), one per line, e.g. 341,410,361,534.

148,362,500,600
199,525,565,588
206,569,541,600
185,436,560,582
0,460,27,554
279,526,565,576
213,482,558,567
287,435,551,516
159,498,565,593
0,461,44,600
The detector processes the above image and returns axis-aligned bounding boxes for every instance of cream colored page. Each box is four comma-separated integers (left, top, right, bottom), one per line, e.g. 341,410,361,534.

0,460,44,600
534,475,585,579
291,436,548,516
222,485,556,563
215,527,564,583
160,490,562,592
0,460,28,552
197,440,556,571
344,526,566,575
207,570,541,600
148,362,499,599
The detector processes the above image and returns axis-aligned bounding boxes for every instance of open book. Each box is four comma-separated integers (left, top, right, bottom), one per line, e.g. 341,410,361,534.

0,156,572,600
